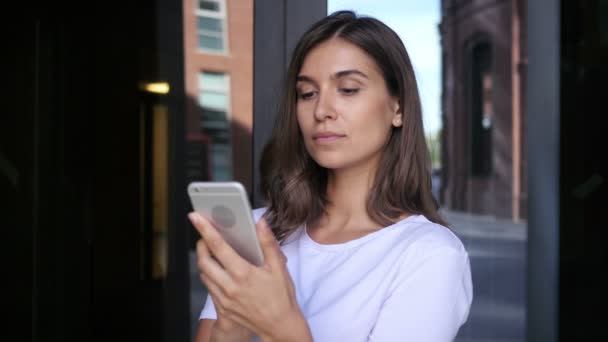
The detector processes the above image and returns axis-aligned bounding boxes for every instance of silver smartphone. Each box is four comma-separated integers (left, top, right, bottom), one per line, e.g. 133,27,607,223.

188,181,264,266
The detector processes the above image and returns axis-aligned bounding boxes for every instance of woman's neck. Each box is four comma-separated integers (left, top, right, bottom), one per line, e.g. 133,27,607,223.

322,161,378,230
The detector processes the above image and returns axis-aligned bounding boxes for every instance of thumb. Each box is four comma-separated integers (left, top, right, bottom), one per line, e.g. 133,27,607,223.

256,218,286,267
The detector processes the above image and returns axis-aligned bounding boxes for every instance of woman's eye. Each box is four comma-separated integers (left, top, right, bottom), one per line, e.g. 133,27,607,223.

298,91,316,100
340,88,360,95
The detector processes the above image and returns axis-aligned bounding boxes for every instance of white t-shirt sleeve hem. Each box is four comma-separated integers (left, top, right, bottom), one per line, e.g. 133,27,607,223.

199,294,217,320
368,245,473,341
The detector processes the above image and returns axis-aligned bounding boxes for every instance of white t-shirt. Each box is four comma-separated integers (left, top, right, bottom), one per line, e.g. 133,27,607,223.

200,208,473,342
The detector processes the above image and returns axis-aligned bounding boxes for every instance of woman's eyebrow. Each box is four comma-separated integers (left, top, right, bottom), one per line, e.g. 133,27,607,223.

296,69,368,84
296,75,317,85
332,69,369,80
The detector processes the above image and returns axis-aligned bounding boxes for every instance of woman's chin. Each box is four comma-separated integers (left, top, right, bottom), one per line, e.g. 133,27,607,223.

312,156,361,171
311,156,346,170
311,153,381,174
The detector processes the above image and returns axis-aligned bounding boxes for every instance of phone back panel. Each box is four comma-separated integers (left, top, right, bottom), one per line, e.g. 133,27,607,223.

188,182,264,266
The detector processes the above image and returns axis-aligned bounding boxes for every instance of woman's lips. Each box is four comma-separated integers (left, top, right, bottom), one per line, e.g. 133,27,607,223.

313,133,345,144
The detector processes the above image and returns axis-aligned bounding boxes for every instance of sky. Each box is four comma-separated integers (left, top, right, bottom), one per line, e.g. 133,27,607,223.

327,0,442,135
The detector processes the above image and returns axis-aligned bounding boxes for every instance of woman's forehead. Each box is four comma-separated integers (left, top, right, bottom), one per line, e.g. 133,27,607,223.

299,38,382,79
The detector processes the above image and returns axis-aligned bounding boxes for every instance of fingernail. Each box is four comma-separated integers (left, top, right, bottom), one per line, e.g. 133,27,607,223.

188,212,199,224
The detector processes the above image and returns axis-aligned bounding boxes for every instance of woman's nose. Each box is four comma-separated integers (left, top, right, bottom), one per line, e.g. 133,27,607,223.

313,91,337,121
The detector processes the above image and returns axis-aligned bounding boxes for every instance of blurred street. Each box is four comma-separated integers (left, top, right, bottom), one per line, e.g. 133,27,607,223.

446,210,527,342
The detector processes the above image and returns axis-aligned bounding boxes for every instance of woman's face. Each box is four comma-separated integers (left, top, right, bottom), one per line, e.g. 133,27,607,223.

296,38,402,172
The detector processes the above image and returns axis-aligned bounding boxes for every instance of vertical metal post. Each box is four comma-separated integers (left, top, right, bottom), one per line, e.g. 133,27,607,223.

527,0,560,340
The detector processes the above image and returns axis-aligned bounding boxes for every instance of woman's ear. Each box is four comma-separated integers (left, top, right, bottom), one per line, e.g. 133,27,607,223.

392,101,403,127
392,113,403,127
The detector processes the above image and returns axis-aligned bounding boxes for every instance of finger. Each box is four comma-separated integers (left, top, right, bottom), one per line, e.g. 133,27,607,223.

200,272,233,318
196,238,233,286
199,262,247,324
190,212,250,274
200,271,222,299
256,218,286,268
188,212,211,238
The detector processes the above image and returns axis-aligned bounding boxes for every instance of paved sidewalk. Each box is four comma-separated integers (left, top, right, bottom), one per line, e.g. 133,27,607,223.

444,210,527,342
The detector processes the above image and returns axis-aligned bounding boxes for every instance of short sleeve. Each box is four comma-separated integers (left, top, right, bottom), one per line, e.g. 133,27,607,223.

369,246,473,341
199,293,217,320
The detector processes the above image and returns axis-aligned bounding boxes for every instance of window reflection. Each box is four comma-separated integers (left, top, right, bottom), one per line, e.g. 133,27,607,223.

195,0,227,53
199,0,221,12
198,71,233,180
184,0,253,336
470,41,493,178
439,0,527,341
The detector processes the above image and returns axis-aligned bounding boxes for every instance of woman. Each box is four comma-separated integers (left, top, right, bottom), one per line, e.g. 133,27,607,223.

189,10,472,342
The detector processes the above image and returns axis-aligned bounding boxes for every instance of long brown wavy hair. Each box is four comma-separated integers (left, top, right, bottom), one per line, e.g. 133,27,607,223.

260,10,446,243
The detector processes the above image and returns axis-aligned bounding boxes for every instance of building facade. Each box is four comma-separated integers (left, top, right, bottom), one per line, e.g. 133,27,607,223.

439,0,527,220
183,0,254,193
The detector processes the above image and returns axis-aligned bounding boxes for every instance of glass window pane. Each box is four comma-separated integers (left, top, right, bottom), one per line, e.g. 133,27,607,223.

199,0,220,12
199,92,227,110
197,16,222,32
198,34,224,51
211,143,232,180
185,0,252,336
201,108,227,122
199,72,227,90
471,42,493,177
205,129,230,143
327,2,528,342
200,109,230,132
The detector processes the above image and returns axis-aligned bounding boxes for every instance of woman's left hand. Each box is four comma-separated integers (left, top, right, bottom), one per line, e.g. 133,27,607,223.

189,212,312,342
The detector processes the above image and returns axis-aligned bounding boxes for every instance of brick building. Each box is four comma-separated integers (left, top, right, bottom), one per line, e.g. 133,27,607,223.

439,0,527,220
183,0,254,193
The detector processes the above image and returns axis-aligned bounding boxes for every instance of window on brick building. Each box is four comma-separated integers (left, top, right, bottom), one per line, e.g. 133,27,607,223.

198,71,232,180
470,41,493,177
196,0,227,53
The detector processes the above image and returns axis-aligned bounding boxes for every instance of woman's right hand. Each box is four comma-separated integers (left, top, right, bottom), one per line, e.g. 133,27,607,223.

190,210,253,342
211,315,252,341
191,211,309,342
195,275,254,342
195,316,252,342
195,245,253,342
